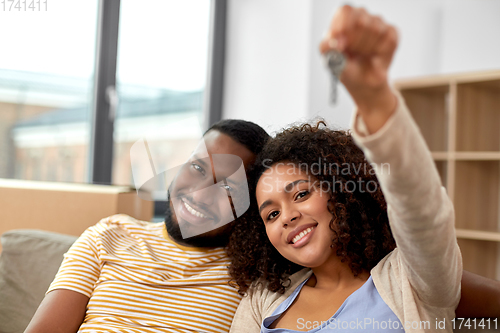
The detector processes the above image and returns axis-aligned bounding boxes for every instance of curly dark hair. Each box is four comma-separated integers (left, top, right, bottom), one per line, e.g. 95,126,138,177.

226,120,396,295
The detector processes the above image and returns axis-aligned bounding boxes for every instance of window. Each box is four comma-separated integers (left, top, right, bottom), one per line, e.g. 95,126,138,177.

0,0,98,182
113,0,212,202
0,0,224,218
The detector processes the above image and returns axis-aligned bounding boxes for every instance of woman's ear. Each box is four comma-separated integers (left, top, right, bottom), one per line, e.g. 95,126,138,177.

327,199,335,213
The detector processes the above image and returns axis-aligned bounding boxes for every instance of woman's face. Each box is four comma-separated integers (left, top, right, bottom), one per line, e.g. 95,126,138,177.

256,163,335,268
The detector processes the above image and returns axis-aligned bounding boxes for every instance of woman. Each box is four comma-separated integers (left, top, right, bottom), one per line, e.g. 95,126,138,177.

227,6,494,333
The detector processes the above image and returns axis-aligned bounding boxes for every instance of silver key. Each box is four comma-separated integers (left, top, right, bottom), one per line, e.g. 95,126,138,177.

324,49,346,105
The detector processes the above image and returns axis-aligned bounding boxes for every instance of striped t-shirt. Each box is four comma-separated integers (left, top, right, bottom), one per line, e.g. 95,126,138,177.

48,214,242,333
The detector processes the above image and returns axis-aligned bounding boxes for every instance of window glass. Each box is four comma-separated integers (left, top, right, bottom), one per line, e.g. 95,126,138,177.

0,0,98,182
114,0,211,202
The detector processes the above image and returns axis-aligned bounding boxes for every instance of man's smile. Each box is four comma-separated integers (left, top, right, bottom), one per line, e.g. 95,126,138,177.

183,199,210,219
176,197,216,226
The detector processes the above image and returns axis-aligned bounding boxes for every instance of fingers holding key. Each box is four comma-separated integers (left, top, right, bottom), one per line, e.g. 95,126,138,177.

320,5,399,131
320,5,399,92
324,6,397,57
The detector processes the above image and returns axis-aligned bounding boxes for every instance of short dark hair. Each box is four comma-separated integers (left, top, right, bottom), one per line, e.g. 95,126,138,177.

206,119,270,155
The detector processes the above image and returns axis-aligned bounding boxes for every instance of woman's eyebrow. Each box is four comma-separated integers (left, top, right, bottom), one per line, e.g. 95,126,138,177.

283,179,309,192
259,200,273,215
258,179,310,214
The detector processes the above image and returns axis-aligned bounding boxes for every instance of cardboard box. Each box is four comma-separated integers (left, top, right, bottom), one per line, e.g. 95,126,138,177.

0,179,154,250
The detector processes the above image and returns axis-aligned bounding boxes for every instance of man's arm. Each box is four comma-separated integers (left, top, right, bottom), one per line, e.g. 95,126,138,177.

24,290,89,333
456,270,500,318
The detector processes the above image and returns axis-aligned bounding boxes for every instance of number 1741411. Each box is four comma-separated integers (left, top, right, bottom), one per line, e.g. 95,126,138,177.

452,318,498,330
1,0,47,11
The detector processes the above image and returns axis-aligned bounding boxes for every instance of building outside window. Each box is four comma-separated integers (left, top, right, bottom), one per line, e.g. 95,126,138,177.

0,0,213,201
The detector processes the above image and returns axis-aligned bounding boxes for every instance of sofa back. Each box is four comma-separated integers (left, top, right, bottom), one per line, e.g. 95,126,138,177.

0,229,77,333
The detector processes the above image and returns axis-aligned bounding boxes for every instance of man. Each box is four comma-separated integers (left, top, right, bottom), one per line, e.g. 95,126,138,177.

24,119,270,333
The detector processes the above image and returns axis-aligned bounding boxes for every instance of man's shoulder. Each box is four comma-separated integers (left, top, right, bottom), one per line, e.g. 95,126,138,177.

90,214,160,237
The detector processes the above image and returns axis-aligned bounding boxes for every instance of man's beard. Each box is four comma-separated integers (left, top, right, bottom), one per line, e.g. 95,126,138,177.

164,194,232,248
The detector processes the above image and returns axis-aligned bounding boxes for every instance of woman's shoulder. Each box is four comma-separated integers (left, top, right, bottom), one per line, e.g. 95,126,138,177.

247,269,313,315
230,269,312,333
371,248,420,291
371,248,458,326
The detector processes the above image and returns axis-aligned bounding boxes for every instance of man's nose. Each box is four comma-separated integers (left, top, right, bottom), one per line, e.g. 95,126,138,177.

190,180,221,206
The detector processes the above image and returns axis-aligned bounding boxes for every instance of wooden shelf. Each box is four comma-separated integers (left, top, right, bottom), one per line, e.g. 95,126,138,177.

454,160,500,233
456,81,500,152
454,152,500,160
431,152,449,160
457,239,498,279
394,70,500,90
456,229,500,242
395,71,500,280
434,160,447,187
432,152,500,160
400,86,449,151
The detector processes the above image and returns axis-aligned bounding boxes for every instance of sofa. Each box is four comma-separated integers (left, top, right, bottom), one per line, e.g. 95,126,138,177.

0,229,498,333
0,180,155,332
0,229,77,333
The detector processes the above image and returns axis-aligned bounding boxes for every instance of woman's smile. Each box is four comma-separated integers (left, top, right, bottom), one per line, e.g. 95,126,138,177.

287,223,317,247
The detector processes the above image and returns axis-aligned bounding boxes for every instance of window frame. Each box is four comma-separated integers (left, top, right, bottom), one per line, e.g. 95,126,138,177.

89,0,226,189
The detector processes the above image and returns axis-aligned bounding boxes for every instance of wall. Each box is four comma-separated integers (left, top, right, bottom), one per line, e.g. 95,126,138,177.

307,0,444,129
223,0,312,134
223,0,500,131
440,0,500,74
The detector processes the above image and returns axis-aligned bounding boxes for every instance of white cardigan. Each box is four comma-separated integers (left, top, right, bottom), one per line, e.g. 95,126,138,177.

229,91,462,333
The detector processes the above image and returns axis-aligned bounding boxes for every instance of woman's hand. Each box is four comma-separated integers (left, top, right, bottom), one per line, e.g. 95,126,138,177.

320,5,398,134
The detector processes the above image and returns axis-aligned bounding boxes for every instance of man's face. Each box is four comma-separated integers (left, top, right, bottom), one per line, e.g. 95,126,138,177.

165,130,255,247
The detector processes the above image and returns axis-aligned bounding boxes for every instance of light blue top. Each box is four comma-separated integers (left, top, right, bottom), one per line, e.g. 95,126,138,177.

261,276,405,332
